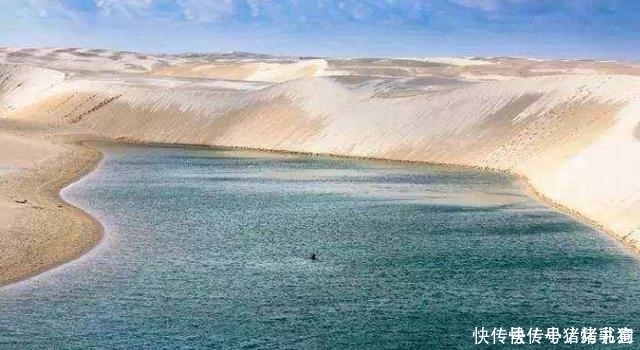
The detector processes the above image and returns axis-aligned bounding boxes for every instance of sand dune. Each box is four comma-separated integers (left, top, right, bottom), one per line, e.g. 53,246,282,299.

0,63,65,114
152,58,342,82
1,49,639,284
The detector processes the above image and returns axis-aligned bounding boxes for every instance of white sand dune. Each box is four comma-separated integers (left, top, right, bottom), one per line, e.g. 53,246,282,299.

0,63,65,114
412,57,494,66
1,48,639,279
152,58,344,82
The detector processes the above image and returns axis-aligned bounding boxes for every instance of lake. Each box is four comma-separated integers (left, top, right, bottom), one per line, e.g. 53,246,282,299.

1,144,638,349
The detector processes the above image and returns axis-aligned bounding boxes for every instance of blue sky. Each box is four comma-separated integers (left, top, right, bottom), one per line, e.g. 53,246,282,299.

1,0,639,60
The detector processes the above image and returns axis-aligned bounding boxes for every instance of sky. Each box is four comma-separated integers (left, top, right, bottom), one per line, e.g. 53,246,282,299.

1,0,640,60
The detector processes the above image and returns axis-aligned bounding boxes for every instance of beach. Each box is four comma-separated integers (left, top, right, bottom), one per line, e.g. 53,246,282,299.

0,119,102,286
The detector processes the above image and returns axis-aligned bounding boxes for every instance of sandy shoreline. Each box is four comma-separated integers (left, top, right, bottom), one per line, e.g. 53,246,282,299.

0,122,104,287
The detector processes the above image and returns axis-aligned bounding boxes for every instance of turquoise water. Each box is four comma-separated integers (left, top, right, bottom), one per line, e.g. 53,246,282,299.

0,144,638,349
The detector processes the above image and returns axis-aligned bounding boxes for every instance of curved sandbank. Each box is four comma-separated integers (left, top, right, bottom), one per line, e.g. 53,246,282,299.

0,121,103,287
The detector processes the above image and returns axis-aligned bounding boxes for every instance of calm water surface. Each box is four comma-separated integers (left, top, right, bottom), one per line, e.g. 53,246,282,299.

0,144,638,349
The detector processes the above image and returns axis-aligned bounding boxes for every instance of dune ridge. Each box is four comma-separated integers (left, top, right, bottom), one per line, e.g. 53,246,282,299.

1,49,639,284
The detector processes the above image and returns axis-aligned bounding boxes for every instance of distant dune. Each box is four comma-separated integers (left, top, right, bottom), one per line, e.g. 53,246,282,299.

1,47,639,284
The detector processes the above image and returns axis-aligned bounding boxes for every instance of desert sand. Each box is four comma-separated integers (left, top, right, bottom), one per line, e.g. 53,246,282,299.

1,47,639,285
0,118,102,286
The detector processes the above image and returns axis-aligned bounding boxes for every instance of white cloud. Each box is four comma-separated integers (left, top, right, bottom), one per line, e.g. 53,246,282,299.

176,0,234,23
11,0,80,20
94,0,154,18
448,0,500,12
